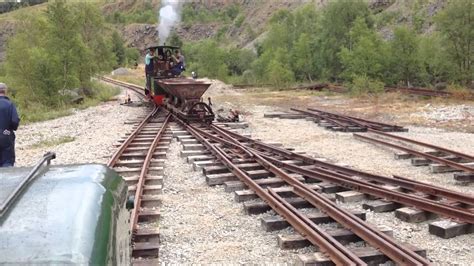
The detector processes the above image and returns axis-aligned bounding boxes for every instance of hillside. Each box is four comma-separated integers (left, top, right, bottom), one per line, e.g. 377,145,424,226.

0,0,450,61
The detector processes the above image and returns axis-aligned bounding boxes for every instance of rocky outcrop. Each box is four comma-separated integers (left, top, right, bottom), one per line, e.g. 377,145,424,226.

120,24,159,52
119,23,220,52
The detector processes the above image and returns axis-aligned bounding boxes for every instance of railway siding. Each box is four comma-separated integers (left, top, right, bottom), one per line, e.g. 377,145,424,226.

102,76,474,265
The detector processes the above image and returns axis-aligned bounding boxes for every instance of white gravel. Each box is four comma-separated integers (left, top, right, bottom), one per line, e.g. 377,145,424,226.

159,139,315,264
14,89,147,166
416,104,474,121
235,105,474,265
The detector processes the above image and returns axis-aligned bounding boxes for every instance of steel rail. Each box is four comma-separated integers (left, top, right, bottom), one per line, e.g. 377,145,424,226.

180,123,362,265
367,129,474,162
212,125,474,207
268,188,367,265
99,76,146,99
307,107,405,129
206,125,429,265
262,155,474,223
354,133,474,173
107,106,159,167
291,108,355,130
292,107,394,132
130,112,171,232
385,87,452,97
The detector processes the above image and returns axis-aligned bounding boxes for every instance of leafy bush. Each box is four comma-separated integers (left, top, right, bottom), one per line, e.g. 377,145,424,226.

106,7,157,24
435,0,473,84
266,59,294,88
3,1,119,121
348,75,385,95
182,3,240,25
90,80,120,102
125,48,140,66
447,84,473,100
234,14,245,28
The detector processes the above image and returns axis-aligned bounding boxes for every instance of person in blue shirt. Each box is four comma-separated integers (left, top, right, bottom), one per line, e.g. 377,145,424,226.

0,83,20,167
144,49,155,98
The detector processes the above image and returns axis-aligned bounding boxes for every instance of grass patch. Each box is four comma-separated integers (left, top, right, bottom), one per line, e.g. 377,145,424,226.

29,136,75,149
0,3,46,22
18,80,120,123
111,75,144,87
447,84,474,101
91,80,121,102
19,105,73,123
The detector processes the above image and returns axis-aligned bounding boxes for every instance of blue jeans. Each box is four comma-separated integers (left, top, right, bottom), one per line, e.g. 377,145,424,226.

171,63,184,75
0,134,15,167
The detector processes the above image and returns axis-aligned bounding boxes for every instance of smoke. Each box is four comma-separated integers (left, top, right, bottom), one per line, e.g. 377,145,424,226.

157,0,183,45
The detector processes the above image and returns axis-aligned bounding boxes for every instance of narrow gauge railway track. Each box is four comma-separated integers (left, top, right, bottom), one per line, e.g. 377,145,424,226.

385,87,452,97
204,125,474,238
354,129,474,183
107,105,171,263
99,76,147,101
289,107,407,132
103,76,472,264
174,121,431,265
235,83,458,98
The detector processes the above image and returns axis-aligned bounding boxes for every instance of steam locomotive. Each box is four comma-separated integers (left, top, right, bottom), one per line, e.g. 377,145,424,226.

147,45,215,123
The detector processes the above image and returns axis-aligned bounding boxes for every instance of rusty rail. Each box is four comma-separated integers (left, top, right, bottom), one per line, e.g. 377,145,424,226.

212,125,474,221
182,122,364,265
183,121,430,265
354,132,474,173
291,107,407,132
385,87,452,97
107,107,159,167
130,113,170,232
366,129,474,162
99,76,146,100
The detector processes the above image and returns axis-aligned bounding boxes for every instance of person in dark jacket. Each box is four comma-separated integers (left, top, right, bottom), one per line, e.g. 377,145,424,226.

171,49,185,76
0,83,20,167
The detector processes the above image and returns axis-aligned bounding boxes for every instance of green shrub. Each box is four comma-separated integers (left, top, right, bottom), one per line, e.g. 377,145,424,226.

266,59,294,88
90,80,120,102
348,75,385,95
234,14,245,28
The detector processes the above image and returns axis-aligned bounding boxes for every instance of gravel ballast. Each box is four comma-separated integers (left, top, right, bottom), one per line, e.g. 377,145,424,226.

159,139,316,264
14,90,147,166
11,79,473,264
238,105,474,265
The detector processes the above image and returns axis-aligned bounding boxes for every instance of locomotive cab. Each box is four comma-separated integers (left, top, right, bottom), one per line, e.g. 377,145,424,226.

148,45,182,80
145,45,215,123
146,45,183,105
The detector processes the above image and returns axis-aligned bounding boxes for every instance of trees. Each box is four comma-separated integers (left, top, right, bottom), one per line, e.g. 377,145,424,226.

339,18,388,82
317,0,372,80
181,1,469,89
167,31,183,47
418,34,453,85
388,27,422,86
435,0,473,84
4,1,115,108
291,33,315,81
111,31,126,67
184,40,229,81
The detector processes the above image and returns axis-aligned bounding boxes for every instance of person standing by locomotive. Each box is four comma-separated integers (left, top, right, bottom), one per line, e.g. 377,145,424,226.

0,83,20,167
144,49,155,98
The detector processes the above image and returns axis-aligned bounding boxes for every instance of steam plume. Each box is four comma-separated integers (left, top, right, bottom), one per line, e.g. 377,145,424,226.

157,0,182,45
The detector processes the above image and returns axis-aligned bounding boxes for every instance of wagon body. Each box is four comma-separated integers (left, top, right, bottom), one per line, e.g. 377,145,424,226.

0,164,130,265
